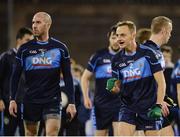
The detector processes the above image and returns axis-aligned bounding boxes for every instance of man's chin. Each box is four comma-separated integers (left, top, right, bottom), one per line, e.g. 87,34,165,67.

112,48,120,52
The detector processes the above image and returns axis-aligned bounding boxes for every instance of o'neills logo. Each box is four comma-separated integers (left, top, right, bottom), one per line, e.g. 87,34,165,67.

32,57,52,66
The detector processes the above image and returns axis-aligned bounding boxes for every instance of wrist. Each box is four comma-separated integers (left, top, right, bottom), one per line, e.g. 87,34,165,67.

10,100,16,103
155,104,162,108
68,104,75,107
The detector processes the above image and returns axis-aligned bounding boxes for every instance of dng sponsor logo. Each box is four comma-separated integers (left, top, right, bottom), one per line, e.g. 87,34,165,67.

32,57,52,66
122,68,141,80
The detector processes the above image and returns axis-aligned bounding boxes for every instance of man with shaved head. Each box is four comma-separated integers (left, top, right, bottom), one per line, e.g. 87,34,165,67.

9,12,76,136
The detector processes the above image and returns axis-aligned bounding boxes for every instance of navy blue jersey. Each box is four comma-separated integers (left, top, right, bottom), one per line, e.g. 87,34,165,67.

87,48,120,108
164,68,174,97
0,48,25,103
140,40,165,69
171,60,180,105
112,45,163,113
10,38,75,104
172,60,180,84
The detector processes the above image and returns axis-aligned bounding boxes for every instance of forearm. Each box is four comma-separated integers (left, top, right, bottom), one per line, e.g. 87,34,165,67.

81,70,92,99
64,75,75,104
81,78,90,99
156,81,166,105
62,61,75,104
154,71,166,105
10,63,22,100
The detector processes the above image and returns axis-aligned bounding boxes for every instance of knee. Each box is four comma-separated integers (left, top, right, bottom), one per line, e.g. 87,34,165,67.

25,128,38,136
46,125,60,136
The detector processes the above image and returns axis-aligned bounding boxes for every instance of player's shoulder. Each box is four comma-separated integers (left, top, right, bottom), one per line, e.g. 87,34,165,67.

139,44,157,57
0,48,15,59
140,40,160,53
175,59,180,67
50,37,69,50
18,39,35,51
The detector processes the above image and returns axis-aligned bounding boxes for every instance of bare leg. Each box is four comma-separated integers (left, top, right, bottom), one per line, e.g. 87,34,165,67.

24,120,40,136
45,118,61,136
95,129,108,136
159,125,174,136
113,122,136,136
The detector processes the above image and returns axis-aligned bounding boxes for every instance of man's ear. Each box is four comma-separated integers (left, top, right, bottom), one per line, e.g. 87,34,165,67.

161,27,166,35
132,32,136,38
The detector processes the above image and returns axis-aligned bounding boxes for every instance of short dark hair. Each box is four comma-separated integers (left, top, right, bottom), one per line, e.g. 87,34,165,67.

107,25,117,38
16,27,33,40
136,28,151,44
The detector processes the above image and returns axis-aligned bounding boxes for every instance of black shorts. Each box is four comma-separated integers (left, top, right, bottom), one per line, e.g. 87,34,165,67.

117,107,162,130
162,106,179,127
92,106,119,130
23,101,62,122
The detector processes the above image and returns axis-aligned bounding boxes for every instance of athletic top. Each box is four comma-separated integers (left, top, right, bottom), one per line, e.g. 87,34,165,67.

172,60,180,83
0,48,25,103
10,37,75,104
171,59,180,105
112,45,163,113
140,40,165,69
87,48,121,108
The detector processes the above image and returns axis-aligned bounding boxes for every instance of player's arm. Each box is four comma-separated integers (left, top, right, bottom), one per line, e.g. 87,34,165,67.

0,53,6,111
61,59,75,104
146,49,169,118
81,69,93,109
9,57,22,117
60,46,76,119
154,71,166,105
147,70,168,119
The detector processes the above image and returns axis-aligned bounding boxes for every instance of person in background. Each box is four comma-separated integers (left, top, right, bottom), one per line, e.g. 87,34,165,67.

171,58,180,136
0,27,33,135
81,24,121,136
136,28,151,44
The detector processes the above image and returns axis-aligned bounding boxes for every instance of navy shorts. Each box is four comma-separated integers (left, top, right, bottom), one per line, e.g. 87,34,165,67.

117,107,162,130
92,105,119,130
162,106,179,127
23,101,62,122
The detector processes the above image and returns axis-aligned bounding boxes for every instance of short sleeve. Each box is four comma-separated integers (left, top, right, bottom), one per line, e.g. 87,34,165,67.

87,52,99,72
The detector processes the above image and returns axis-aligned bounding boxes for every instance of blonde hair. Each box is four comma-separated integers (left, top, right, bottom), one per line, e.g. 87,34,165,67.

151,16,172,34
116,20,136,33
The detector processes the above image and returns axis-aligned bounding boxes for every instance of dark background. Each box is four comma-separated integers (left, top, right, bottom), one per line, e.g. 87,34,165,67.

1,0,180,66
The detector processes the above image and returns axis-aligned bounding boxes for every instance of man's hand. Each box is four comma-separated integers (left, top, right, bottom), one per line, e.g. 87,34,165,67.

9,100,17,117
0,100,5,112
106,78,121,94
66,104,76,121
148,104,162,119
83,97,92,109
161,101,170,117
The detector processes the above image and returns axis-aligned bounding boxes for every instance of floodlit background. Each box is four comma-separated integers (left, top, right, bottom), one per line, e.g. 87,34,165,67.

1,0,180,66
